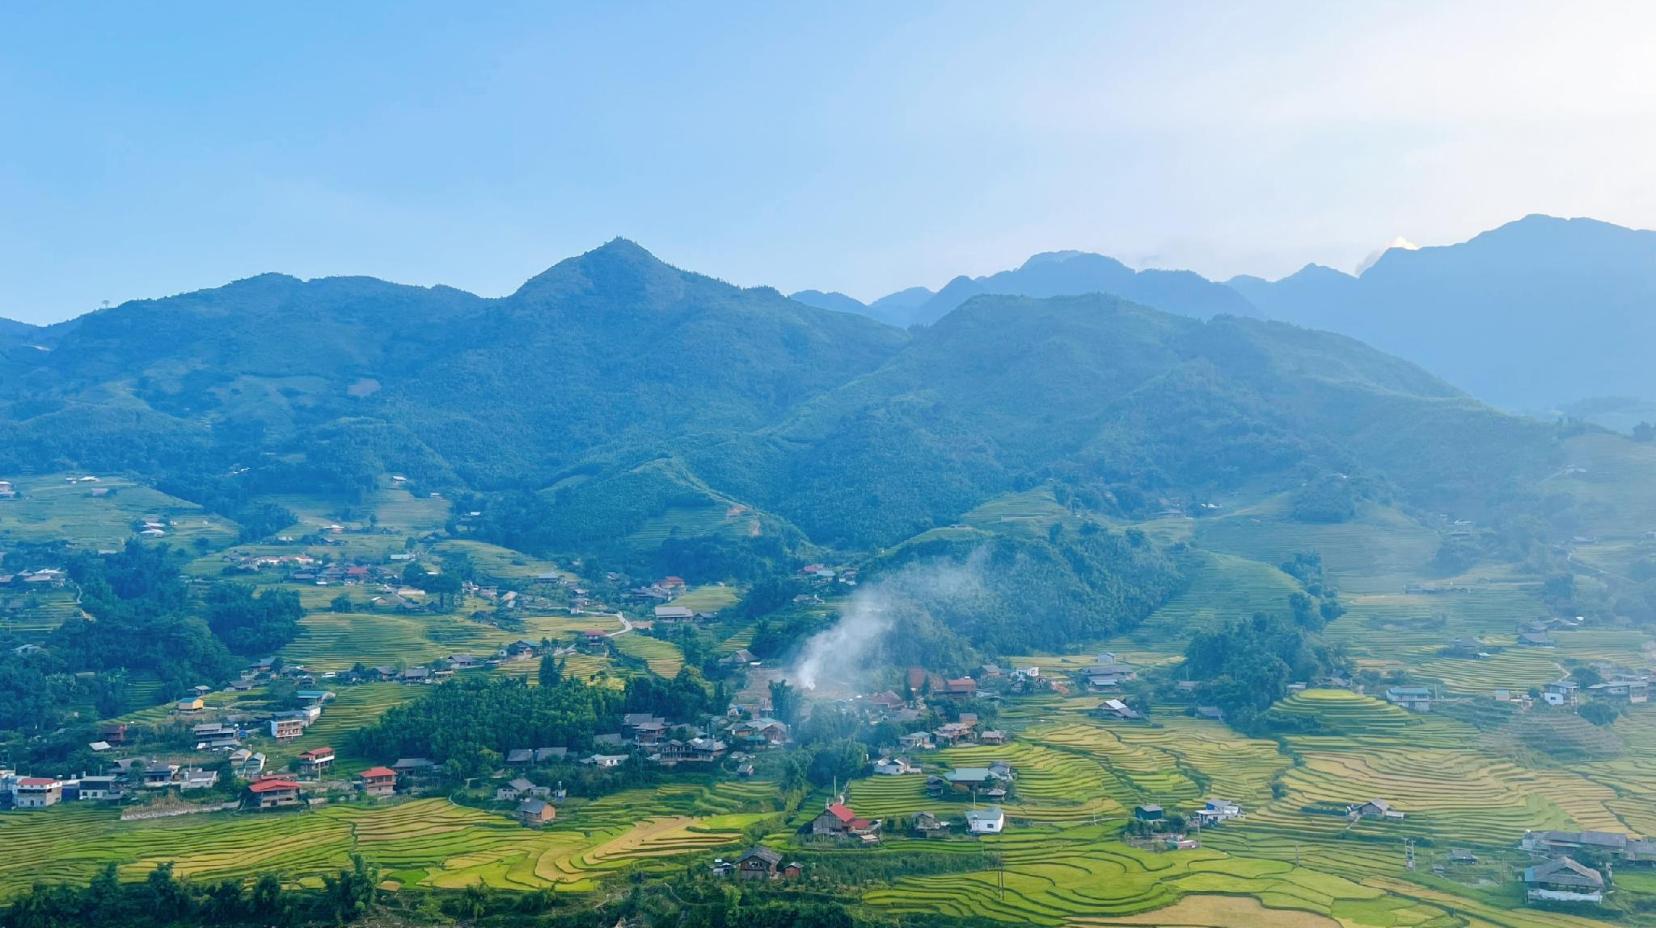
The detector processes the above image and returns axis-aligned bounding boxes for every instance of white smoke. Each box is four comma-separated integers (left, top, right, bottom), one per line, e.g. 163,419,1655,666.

790,552,988,691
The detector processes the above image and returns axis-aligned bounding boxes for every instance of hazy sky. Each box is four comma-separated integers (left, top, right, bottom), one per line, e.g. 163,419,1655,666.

4,1,1656,323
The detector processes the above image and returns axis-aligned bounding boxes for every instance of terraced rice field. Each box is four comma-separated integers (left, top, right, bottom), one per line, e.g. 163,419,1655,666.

0,475,241,550
0,780,773,900
1192,501,1439,595
0,587,82,637
961,487,1070,535
431,539,567,582
612,634,685,677
1248,690,1635,843
264,684,420,772
1127,552,1302,644
861,830,1436,927
1033,718,1288,811
671,584,740,614
281,610,521,670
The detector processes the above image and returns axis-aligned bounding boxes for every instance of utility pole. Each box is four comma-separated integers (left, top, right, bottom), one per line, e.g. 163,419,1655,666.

1405,838,1416,871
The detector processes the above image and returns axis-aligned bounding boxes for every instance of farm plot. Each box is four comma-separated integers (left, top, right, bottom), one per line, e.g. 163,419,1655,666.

280,610,518,670
863,832,1423,928
671,584,740,614
0,475,240,550
1126,551,1302,644
1191,500,1438,596
1032,718,1288,810
0,786,770,900
938,743,1125,824
263,684,420,772
611,634,685,677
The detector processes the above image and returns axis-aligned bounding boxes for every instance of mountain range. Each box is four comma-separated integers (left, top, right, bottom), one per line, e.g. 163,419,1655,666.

790,214,1656,415
0,239,1578,575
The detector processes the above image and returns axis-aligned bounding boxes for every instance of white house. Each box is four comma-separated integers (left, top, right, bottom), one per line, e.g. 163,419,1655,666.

965,806,1005,835
872,757,916,776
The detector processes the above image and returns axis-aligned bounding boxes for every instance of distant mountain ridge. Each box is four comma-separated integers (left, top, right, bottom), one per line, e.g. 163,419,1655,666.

802,214,1656,413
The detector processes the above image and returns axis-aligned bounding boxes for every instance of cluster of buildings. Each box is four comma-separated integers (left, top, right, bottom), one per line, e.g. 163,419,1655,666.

0,761,222,809
1518,830,1656,904
0,567,67,589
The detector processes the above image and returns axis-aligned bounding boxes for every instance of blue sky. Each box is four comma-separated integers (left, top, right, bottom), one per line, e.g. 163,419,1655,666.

4,1,1655,323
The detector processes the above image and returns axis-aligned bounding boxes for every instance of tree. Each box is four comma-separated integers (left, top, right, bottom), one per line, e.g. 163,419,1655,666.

1579,701,1620,726
538,654,561,688
769,679,798,726
1571,665,1603,688
330,594,353,613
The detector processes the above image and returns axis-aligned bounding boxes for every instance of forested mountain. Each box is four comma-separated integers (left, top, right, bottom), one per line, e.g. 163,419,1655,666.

688,293,1555,547
0,240,1578,569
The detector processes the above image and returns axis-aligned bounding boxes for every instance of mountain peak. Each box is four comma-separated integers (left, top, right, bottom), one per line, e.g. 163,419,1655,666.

512,237,685,302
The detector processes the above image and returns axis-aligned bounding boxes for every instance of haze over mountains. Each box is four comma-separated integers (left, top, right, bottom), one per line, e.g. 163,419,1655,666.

790,214,1656,416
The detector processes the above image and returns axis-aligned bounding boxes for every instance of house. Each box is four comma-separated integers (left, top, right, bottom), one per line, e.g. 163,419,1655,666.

1194,706,1225,722
1543,680,1580,707
1134,804,1164,822
625,715,668,745
943,766,1010,794
911,810,950,838
232,750,267,778
978,730,1007,745
811,802,881,841
1194,798,1243,825
505,748,536,766
1384,686,1435,713
392,757,437,776
867,691,905,712
940,677,978,698
269,717,306,740
516,798,557,827
99,723,128,745
900,731,935,752
357,766,398,798
781,861,804,880
1096,698,1143,721
582,753,628,768
1523,857,1605,903
653,605,694,622
298,747,335,777
731,718,789,747
143,763,179,789
579,630,610,653
872,757,916,776
496,778,549,802
535,747,569,763
175,696,205,713
179,768,218,790
296,689,335,704
1522,830,1632,856
1589,679,1650,704
1079,663,1138,690
966,806,1005,835
77,775,124,801
737,846,783,881
1348,799,1404,820
14,778,61,808
247,778,303,810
